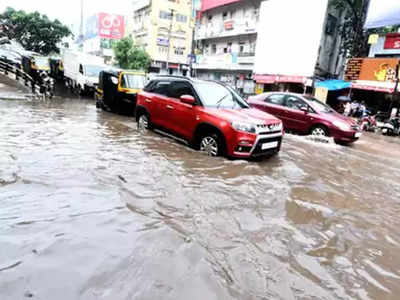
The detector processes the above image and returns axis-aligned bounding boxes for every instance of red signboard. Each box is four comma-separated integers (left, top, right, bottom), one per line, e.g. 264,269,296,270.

201,0,241,12
224,20,234,30
384,34,400,49
98,13,124,40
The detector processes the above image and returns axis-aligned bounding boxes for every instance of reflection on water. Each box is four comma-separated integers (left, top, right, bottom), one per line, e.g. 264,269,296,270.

1,96,400,300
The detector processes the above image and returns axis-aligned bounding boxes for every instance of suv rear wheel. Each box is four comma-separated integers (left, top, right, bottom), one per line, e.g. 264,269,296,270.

199,133,222,157
137,113,150,131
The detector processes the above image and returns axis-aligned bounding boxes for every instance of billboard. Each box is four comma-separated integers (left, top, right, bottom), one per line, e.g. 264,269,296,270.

254,0,328,77
98,13,125,40
365,0,400,29
345,58,399,82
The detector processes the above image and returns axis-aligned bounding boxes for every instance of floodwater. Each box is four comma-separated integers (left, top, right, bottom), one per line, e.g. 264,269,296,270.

1,93,400,300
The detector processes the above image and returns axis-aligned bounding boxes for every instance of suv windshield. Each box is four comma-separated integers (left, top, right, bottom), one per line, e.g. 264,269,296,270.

304,95,334,113
121,74,146,89
194,82,249,109
85,65,105,77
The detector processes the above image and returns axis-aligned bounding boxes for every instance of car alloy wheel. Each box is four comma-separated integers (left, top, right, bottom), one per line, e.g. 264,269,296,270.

311,126,327,137
200,136,219,156
138,114,149,131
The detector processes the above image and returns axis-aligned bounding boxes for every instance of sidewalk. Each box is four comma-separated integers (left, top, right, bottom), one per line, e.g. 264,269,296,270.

0,73,31,100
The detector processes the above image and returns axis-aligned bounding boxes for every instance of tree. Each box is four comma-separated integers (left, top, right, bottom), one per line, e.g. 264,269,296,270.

0,7,72,55
332,0,400,57
113,37,151,70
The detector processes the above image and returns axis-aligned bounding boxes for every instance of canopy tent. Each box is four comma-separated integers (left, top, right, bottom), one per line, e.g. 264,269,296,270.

315,80,351,91
365,0,400,29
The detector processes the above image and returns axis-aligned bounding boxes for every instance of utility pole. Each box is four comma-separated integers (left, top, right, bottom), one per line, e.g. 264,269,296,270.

166,9,175,73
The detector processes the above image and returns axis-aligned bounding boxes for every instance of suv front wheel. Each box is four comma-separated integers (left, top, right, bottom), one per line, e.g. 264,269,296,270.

199,133,223,157
137,113,150,131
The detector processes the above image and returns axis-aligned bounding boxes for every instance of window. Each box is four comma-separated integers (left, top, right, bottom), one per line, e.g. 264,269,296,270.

265,94,285,106
285,96,306,111
211,44,216,54
325,14,337,35
176,14,187,23
239,45,244,54
223,12,228,20
167,82,195,99
208,15,212,21
174,47,185,55
159,10,172,20
79,64,83,74
152,81,170,96
121,74,146,89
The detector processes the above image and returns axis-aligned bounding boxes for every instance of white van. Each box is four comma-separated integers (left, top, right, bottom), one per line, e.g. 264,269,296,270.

62,50,106,95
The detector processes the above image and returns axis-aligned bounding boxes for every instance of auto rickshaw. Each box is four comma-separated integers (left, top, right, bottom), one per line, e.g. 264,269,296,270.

95,69,147,116
21,53,50,84
49,58,64,80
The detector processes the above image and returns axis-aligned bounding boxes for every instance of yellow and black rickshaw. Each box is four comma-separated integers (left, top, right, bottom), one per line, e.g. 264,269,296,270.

21,53,50,84
95,69,147,115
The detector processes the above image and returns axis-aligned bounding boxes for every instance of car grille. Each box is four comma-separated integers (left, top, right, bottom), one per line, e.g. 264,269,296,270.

256,123,281,134
252,136,282,156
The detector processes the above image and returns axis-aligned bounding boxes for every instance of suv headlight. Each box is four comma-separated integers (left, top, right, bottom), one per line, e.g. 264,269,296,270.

231,121,256,133
333,120,351,131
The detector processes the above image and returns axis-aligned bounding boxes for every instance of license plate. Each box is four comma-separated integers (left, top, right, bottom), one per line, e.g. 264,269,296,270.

262,141,279,150
355,132,362,138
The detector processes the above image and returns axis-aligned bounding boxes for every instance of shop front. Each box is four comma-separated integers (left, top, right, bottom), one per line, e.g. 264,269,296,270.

253,74,312,94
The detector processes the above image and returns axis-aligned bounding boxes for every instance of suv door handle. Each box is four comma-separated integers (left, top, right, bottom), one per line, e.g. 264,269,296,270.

145,99,152,103
166,105,174,110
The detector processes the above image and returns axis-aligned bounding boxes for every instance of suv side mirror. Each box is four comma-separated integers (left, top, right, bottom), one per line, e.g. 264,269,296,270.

180,95,195,105
300,106,308,113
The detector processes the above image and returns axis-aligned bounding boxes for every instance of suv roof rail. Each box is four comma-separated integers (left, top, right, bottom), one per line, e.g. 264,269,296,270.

152,75,193,81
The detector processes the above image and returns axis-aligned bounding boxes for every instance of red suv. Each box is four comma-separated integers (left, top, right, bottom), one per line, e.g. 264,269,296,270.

135,77,283,158
248,92,362,144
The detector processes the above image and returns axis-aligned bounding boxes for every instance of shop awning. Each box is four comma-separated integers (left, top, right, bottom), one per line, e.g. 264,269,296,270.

351,80,397,93
201,0,241,12
315,80,351,91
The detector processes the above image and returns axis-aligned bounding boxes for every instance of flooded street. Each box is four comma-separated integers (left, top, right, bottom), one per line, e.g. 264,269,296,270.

1,94,400,300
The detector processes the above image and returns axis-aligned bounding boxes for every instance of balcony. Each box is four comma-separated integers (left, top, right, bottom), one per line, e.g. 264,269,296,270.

195,19,258,40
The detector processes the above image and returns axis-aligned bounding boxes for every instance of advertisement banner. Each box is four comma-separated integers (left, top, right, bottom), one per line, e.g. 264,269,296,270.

98,13,125,40
359,58,399,82
384,34,400,49
254,0,328,77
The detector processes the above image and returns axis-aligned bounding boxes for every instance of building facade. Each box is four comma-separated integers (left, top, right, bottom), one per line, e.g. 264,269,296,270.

131,0,194,75
193,0,348,95
193,0,260,93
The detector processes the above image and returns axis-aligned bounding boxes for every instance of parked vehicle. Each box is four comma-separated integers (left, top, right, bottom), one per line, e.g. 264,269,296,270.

360,114,377,132
21,52,50,83
49,58,64,80
95,69,146,115
248,92,362,144
382,117,400,136
136,76,283,158
62,50,105,95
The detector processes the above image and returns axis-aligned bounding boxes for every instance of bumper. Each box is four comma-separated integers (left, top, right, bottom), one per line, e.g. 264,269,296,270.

229,131,283,158
331,128,362,143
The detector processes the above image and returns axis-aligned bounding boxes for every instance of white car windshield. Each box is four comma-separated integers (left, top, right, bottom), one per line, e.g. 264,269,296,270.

85,65,105,77
121,74,146,89
194,82,249,109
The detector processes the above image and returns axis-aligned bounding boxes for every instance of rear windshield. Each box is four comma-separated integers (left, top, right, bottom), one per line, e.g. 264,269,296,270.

194,82,249,109
121,74,146,89
85,65,105,77
33,57,49,68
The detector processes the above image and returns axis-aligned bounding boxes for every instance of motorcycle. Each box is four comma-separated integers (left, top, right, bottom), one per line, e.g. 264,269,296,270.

382,117,400,136
359,114,377,132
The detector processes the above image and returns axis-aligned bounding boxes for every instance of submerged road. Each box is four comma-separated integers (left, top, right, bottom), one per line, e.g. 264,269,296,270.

1,90,400,300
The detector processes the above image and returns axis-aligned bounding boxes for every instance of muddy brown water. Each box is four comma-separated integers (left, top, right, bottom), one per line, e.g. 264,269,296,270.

1,94,400,300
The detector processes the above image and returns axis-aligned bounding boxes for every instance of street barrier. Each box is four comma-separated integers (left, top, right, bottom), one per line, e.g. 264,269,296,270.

0,60,54,99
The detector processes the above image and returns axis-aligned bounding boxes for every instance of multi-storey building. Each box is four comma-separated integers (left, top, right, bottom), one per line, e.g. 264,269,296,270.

193,0,348,95
131,0,194,75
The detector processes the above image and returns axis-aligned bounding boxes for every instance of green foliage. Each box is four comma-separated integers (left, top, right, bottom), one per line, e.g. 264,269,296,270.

113,37,151,71
0,7,72,55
